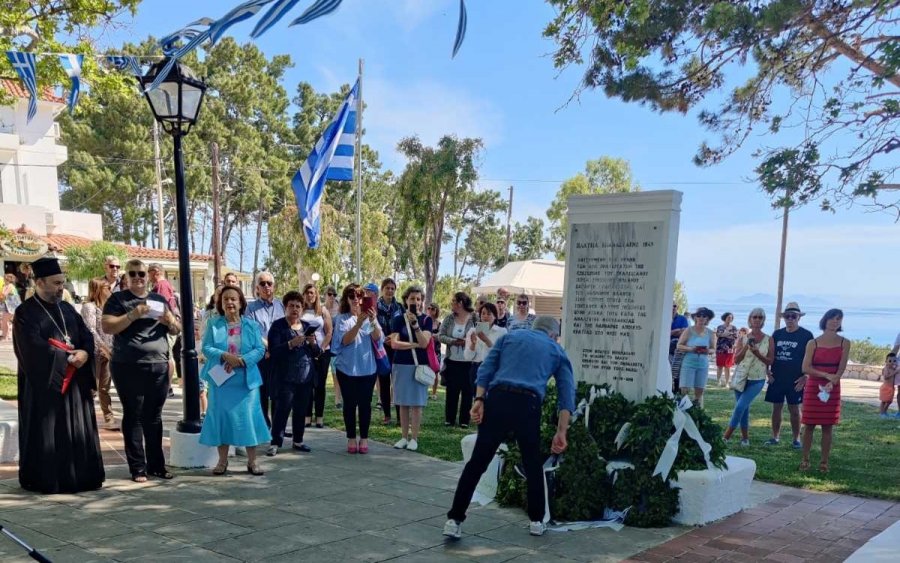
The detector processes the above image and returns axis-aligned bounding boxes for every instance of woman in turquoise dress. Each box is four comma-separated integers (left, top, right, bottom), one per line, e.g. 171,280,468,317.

199,285,270,475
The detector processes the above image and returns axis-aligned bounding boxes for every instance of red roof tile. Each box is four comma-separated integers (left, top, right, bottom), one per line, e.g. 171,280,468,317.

0,78,66,104
43,234,213,262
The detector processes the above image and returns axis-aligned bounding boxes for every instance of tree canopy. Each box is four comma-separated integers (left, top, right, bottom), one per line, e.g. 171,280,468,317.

544,0,899,212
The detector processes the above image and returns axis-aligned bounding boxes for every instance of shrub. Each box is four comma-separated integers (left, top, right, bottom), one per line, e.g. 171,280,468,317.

849,338,892,366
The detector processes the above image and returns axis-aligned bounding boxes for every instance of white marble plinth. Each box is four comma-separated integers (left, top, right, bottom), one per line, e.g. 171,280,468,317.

169,430,230,468
846,520,900,562
0,399,18,463
670,455,756,526
460,434,507,504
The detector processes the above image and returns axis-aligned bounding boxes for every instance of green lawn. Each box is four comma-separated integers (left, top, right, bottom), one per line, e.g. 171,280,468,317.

0,367,15,400
703,387,900,501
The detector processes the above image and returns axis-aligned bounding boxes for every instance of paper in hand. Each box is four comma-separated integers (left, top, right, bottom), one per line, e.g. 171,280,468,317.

144,300,165,319
208,363,235,387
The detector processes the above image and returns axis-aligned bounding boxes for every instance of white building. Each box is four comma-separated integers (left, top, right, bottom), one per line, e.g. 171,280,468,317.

0,78,228,304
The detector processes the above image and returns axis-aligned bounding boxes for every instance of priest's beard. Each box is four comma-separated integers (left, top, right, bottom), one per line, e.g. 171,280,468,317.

37,288,64,303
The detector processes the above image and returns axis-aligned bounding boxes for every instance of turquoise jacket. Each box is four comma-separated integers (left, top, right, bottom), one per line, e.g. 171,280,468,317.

201,316,266,390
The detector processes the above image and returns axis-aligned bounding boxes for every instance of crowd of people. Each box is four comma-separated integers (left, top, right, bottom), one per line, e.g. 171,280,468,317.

670,301,851,473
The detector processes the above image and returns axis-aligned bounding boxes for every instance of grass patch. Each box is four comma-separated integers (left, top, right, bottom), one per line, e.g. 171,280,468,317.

0,367,15,400
320,380,469,462
703,387,900,501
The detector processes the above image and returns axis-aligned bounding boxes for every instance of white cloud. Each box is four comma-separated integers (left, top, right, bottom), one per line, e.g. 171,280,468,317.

362,76,503,167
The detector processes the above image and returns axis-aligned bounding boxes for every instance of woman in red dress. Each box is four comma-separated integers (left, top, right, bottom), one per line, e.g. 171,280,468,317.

799,309,851,473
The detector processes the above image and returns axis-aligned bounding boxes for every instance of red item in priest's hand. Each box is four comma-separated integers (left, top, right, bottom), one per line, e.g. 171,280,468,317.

49,338,77,394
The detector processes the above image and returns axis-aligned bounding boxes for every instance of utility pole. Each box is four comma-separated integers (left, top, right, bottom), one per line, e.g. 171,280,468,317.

504,185,514,265
355,58,364,281
774,190,791,330
210,141,222,286
153,121,165,249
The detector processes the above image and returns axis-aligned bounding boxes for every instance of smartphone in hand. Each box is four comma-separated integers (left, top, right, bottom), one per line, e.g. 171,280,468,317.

409,303,417,315
362,295,376,312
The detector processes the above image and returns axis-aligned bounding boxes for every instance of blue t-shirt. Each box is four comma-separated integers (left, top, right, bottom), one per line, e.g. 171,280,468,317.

671,314,689,331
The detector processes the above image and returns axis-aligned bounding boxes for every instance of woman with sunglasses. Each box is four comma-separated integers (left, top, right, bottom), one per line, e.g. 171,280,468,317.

330,284,383,453
723,308,774,446
324,286,343,408
439,292,476,427
300,283,332,429
102,259,181,482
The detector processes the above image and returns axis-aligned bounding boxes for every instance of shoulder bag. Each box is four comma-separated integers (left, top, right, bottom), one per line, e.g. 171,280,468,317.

406,315,436,386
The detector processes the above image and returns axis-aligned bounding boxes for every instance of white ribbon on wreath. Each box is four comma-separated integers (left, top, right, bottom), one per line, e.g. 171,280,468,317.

652,396,713,481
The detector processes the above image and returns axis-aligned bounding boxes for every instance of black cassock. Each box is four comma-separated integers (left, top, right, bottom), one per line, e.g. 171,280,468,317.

13,295,105,493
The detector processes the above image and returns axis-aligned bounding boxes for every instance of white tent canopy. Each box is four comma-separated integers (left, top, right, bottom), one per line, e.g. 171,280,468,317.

474,259,564,297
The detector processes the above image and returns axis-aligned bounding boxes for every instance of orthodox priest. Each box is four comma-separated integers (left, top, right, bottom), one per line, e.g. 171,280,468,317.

13,256,105,493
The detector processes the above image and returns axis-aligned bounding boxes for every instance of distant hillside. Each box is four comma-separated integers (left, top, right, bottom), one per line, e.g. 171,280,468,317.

720,293,831,306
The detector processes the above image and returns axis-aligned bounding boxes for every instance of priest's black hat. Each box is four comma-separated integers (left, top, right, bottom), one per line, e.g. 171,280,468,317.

31,257,63,279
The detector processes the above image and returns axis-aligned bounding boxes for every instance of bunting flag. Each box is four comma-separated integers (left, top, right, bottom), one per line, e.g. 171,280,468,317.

6,51,38,122
290,0,343,25
208,0,275,44
452,0,467,58
291,79,359,249
58,54,84,114
251,0,302,38
104,55,143,76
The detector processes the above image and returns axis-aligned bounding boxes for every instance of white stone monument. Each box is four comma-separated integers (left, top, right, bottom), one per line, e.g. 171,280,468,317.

562,191,682,401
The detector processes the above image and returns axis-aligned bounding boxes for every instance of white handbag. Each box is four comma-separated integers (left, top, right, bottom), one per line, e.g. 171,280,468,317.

406,315,436,386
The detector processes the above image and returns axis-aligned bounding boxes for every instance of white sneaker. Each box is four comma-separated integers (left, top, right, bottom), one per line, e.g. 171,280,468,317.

393,438,408,449
529,521,546,536
104,418,120,430
407,439,418,452
265,445,277,457
442,519,462,539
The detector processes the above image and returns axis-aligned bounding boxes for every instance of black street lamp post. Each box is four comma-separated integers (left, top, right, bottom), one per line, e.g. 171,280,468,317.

140,58,207,434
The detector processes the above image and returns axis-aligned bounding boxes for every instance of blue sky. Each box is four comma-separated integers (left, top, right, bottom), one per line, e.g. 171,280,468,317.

104,0,900,308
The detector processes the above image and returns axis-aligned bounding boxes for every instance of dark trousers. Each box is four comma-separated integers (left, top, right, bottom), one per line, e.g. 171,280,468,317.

448,389,545,523
336,371,376,439
444,359,473,425
377,373,392,419
469,362,482,397
258,356,273,427
111,361,169,477
172,336,182,380
307,354,330,419
271,379,313,447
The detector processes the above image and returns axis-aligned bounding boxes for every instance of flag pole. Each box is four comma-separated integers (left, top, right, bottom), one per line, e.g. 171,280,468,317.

355,58,364,281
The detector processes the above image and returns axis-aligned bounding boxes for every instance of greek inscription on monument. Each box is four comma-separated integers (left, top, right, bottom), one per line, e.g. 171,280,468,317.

565,221,665,398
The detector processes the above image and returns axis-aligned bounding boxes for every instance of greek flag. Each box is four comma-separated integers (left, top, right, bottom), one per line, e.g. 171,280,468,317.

105,55,143,76
452,0,467,58
6,51,38,122
290,0,343,26
58,54,84,114
291,80,358,249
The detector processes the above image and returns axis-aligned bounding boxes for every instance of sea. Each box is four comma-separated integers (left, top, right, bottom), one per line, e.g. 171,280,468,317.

697,303,899,346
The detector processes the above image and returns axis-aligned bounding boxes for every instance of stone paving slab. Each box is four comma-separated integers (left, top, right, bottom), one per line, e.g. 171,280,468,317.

0,430,700,562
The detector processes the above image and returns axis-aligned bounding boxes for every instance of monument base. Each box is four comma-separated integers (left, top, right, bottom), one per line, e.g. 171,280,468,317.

670,455,756,526
460,434,506,504
0,400,18,463
169,430,233,468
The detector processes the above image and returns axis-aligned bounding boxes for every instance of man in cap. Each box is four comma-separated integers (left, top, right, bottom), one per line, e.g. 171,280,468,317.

764,302,814,448
443,315,575,540
13,256,105,493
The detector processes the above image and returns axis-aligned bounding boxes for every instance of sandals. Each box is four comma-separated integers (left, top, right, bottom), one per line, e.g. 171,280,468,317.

247,462,264,476
799,460,810,472
149,470,174,480
819,462,829,474
131,473,148,483
212,460,228,475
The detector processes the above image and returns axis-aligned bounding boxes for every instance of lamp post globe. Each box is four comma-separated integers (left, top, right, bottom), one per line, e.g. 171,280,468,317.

140,57,207,435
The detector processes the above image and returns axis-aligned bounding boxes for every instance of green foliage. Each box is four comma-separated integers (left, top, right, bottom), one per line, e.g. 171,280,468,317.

509,216,546,261
849,338,892,366
545,156,639,258
585,390,633,460
673,279,689,313
64,241,127,282
551,422,609,521
611,469,680,528
542,0,899,212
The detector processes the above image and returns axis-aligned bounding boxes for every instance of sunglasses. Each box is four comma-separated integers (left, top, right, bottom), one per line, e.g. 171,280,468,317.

327,293,337,297
108,264,120,269
258,280,274,287
750,315,764,319
783,314,799,320
496,300,505,304
127,271,147,278
517,301,528,305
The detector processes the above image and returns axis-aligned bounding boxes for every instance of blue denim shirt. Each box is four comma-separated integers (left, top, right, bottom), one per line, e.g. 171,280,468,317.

476,329,576,413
